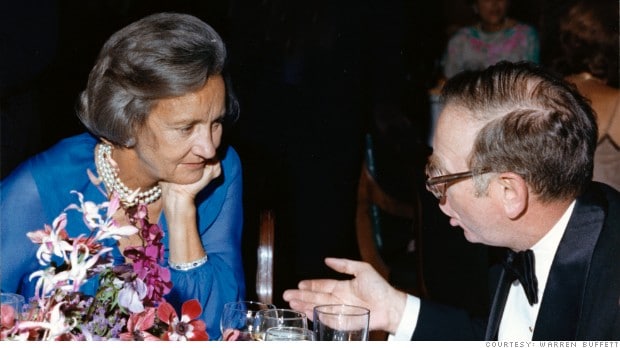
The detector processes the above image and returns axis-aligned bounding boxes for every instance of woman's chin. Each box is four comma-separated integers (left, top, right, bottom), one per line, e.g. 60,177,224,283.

172,172,204,185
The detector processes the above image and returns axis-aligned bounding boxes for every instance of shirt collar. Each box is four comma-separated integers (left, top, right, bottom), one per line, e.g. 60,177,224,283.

531,200,576,296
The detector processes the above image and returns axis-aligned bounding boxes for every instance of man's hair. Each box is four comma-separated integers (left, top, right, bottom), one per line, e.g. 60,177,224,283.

77,12,239,147
440,61,598,202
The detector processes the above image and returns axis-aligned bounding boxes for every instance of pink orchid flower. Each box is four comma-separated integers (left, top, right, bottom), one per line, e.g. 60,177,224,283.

63,243,112,292
116,277,148,313
157,299,208,341
26,213,72,266
29,267,63,298
17,302,76,341
119,307,160,341
28,243,112,297
66,191,104,230
65,191,138,242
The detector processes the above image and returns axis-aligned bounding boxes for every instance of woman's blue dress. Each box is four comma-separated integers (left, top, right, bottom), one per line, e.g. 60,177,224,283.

0,132,245,340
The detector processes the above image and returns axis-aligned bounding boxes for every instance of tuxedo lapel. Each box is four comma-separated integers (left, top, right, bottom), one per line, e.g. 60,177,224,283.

485,270,512,340
532,188,605,340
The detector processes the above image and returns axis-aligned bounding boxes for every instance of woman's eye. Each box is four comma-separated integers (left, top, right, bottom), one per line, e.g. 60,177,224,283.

179,125,194,134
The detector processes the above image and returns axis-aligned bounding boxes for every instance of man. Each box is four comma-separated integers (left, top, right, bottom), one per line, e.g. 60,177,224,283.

283,61,620,340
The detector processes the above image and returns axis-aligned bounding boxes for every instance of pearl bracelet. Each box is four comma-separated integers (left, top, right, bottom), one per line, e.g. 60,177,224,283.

169,255,208,271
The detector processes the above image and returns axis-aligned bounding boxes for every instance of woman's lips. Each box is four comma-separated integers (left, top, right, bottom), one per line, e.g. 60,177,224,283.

182,161,206,169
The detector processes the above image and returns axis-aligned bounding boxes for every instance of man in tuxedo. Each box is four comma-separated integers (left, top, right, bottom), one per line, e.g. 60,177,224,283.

283,61,620,340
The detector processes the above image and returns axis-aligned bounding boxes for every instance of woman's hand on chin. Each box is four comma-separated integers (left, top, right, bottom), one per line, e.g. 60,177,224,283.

160,160,222,208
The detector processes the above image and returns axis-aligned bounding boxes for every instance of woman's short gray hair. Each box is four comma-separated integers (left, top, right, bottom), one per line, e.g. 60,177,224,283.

77,12,236,147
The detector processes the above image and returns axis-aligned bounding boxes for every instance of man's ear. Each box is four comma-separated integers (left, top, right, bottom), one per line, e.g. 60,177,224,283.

496,172,528,220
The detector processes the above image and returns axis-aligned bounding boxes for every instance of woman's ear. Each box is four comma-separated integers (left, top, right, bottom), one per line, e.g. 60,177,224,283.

496,172,528,220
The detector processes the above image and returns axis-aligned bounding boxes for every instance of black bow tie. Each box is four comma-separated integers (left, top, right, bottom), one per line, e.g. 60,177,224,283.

502,249,539,305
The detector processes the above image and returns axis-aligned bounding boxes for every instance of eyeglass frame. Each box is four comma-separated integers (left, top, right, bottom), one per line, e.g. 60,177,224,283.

425,168,491,200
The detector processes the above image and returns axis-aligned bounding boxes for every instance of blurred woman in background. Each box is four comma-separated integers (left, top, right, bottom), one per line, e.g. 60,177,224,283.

552,0,620,191
442,0,539,79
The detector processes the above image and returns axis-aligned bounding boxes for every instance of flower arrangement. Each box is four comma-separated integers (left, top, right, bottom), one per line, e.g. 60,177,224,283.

0,179,209,341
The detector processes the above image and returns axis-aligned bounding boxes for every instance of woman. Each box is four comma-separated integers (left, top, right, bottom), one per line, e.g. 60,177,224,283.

552,0,620,191
442,0,540,79
0,13,244,340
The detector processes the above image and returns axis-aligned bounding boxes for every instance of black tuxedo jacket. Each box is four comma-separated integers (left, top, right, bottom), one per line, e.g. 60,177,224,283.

412,182,620,340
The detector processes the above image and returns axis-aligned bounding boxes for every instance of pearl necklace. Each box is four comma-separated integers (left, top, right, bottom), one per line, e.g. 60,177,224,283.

95,143,162,207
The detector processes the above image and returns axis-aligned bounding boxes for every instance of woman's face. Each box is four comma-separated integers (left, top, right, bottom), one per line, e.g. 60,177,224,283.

133,75,226,185
476,0,509,27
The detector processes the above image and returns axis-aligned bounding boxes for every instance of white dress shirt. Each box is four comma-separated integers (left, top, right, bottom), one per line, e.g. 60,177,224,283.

389,201,576,341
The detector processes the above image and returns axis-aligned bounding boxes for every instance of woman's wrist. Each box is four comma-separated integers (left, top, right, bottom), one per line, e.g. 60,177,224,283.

169,254,208,271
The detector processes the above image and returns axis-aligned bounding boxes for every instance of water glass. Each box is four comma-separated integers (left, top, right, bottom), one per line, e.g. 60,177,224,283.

254,308,308,340
264,326,316,341
220,300,276,341
1,292,25,324
313,304,370,341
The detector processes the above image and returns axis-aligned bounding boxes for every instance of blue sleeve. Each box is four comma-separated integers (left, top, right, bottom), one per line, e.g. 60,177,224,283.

1,134,104,299
163,146,245,340
0,163,47,297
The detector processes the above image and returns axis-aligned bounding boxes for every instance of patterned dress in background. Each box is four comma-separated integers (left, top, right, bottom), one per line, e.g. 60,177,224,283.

442,23,540,79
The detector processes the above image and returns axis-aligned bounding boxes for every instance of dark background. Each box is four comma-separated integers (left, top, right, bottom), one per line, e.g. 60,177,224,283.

2,0,555,316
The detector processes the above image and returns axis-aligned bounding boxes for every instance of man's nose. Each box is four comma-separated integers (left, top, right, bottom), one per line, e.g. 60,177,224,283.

438,198,453,217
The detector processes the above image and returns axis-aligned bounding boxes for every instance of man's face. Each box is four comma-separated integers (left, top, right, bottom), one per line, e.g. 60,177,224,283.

429,104,506,247
132,75,226,185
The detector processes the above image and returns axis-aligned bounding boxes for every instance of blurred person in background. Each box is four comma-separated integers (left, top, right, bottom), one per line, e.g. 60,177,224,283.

442,0,539,79
551,0,620,191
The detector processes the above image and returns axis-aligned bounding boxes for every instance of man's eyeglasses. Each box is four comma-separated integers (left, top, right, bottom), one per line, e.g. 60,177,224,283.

425,163,490,200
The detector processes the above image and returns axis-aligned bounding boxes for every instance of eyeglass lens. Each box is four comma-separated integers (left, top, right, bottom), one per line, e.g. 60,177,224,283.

425,163,444,199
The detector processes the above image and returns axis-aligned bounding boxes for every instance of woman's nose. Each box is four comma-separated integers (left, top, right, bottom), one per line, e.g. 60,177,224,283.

193,128,217,159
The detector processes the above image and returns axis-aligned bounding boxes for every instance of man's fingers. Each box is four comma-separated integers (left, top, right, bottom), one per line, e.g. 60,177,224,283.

283,287,338,304
298,279,338,293
284,290,348,322
286,299,317,320
324,257,370,277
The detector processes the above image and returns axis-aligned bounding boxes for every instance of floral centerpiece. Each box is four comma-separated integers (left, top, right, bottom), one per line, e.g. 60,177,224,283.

0,175,209,341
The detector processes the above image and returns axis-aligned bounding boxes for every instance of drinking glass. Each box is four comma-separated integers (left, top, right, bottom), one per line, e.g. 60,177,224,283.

264,326,316,341
313,304,370,341
1,293,25,325
220,301,276,341
253,308,308,340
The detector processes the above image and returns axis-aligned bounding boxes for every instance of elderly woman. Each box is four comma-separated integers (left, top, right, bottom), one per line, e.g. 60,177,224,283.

0,13,244,340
